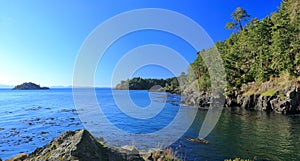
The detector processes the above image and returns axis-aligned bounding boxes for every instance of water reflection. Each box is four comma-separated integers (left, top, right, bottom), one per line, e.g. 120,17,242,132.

183,109,300,160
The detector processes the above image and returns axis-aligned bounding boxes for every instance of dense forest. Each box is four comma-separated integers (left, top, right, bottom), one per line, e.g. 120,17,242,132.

116,0,299,97
115,72,187,92
191,0,299,95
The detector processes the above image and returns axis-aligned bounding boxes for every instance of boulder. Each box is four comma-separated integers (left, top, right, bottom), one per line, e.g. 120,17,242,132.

26,130,109,161
9,129,146,161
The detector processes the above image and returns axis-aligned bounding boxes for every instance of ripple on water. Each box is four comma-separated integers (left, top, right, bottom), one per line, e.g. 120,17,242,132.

1,89,300,161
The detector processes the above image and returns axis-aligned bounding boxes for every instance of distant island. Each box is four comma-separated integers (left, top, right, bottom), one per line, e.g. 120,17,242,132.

114,75,185,93
12,82,50,90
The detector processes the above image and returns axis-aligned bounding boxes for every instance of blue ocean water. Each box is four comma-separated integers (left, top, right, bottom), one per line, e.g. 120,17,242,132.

0,88,300,160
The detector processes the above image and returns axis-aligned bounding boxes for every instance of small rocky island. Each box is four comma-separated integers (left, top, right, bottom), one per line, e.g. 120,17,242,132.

12,82,49,90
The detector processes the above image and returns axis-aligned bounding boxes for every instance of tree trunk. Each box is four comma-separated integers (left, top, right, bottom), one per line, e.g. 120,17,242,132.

238,20,243,30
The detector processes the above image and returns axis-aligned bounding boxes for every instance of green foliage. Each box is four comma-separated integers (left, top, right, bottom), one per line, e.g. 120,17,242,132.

261,90,275,97
151,147,180,161
115,0,299,97
190,51,209,90
50,143,57,150
226,7,250,31
115,74,188,92
225,22,236,30
115,77,168,90
192,0,300,95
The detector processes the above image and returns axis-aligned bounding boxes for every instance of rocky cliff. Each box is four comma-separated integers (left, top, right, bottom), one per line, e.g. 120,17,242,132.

181,78,300,114
233,80,300,114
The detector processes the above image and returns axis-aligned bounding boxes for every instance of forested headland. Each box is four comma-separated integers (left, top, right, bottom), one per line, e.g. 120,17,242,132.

116,0,300,114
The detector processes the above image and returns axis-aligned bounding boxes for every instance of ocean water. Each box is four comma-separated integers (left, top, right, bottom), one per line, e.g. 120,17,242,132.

0,88,300,160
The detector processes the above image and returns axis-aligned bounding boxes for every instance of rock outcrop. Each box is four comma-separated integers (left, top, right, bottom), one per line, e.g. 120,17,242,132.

12,82,49,90
232,83,300,114
180,80,300,114
6,129,177,161
179,81,211,108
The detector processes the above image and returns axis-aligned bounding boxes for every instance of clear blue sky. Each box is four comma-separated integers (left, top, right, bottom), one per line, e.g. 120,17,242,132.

0,0,282,87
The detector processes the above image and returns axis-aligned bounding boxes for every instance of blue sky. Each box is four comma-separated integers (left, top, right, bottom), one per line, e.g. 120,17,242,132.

0,0,282,87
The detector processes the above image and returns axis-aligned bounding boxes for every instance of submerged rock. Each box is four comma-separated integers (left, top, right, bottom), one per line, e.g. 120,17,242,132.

185,137,209,144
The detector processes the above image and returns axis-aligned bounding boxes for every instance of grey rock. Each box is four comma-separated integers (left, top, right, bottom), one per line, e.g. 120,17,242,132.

181,79,300,114
19,129,146,161
238,94,260,110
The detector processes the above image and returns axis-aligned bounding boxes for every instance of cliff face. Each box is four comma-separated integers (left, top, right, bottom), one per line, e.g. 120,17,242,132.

232,79,300,114
12,82,49,90
181,78,300,114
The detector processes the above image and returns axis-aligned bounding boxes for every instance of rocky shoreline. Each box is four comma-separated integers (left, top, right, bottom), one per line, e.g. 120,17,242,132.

181,80,300,114
4,129,178,161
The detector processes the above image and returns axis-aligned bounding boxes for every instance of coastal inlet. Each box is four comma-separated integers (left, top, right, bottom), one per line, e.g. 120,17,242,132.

0,88,300,160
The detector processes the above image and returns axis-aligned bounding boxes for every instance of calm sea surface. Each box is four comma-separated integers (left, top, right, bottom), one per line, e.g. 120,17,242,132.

0,88,299,160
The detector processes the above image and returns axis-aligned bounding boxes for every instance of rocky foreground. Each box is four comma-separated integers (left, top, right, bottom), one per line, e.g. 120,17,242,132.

5,129,178,161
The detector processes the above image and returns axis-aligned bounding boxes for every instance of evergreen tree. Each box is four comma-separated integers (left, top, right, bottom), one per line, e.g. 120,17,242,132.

226,7,250,31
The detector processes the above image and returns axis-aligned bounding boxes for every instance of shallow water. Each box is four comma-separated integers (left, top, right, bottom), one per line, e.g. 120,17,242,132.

0,88,299,160
177,110,300,161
